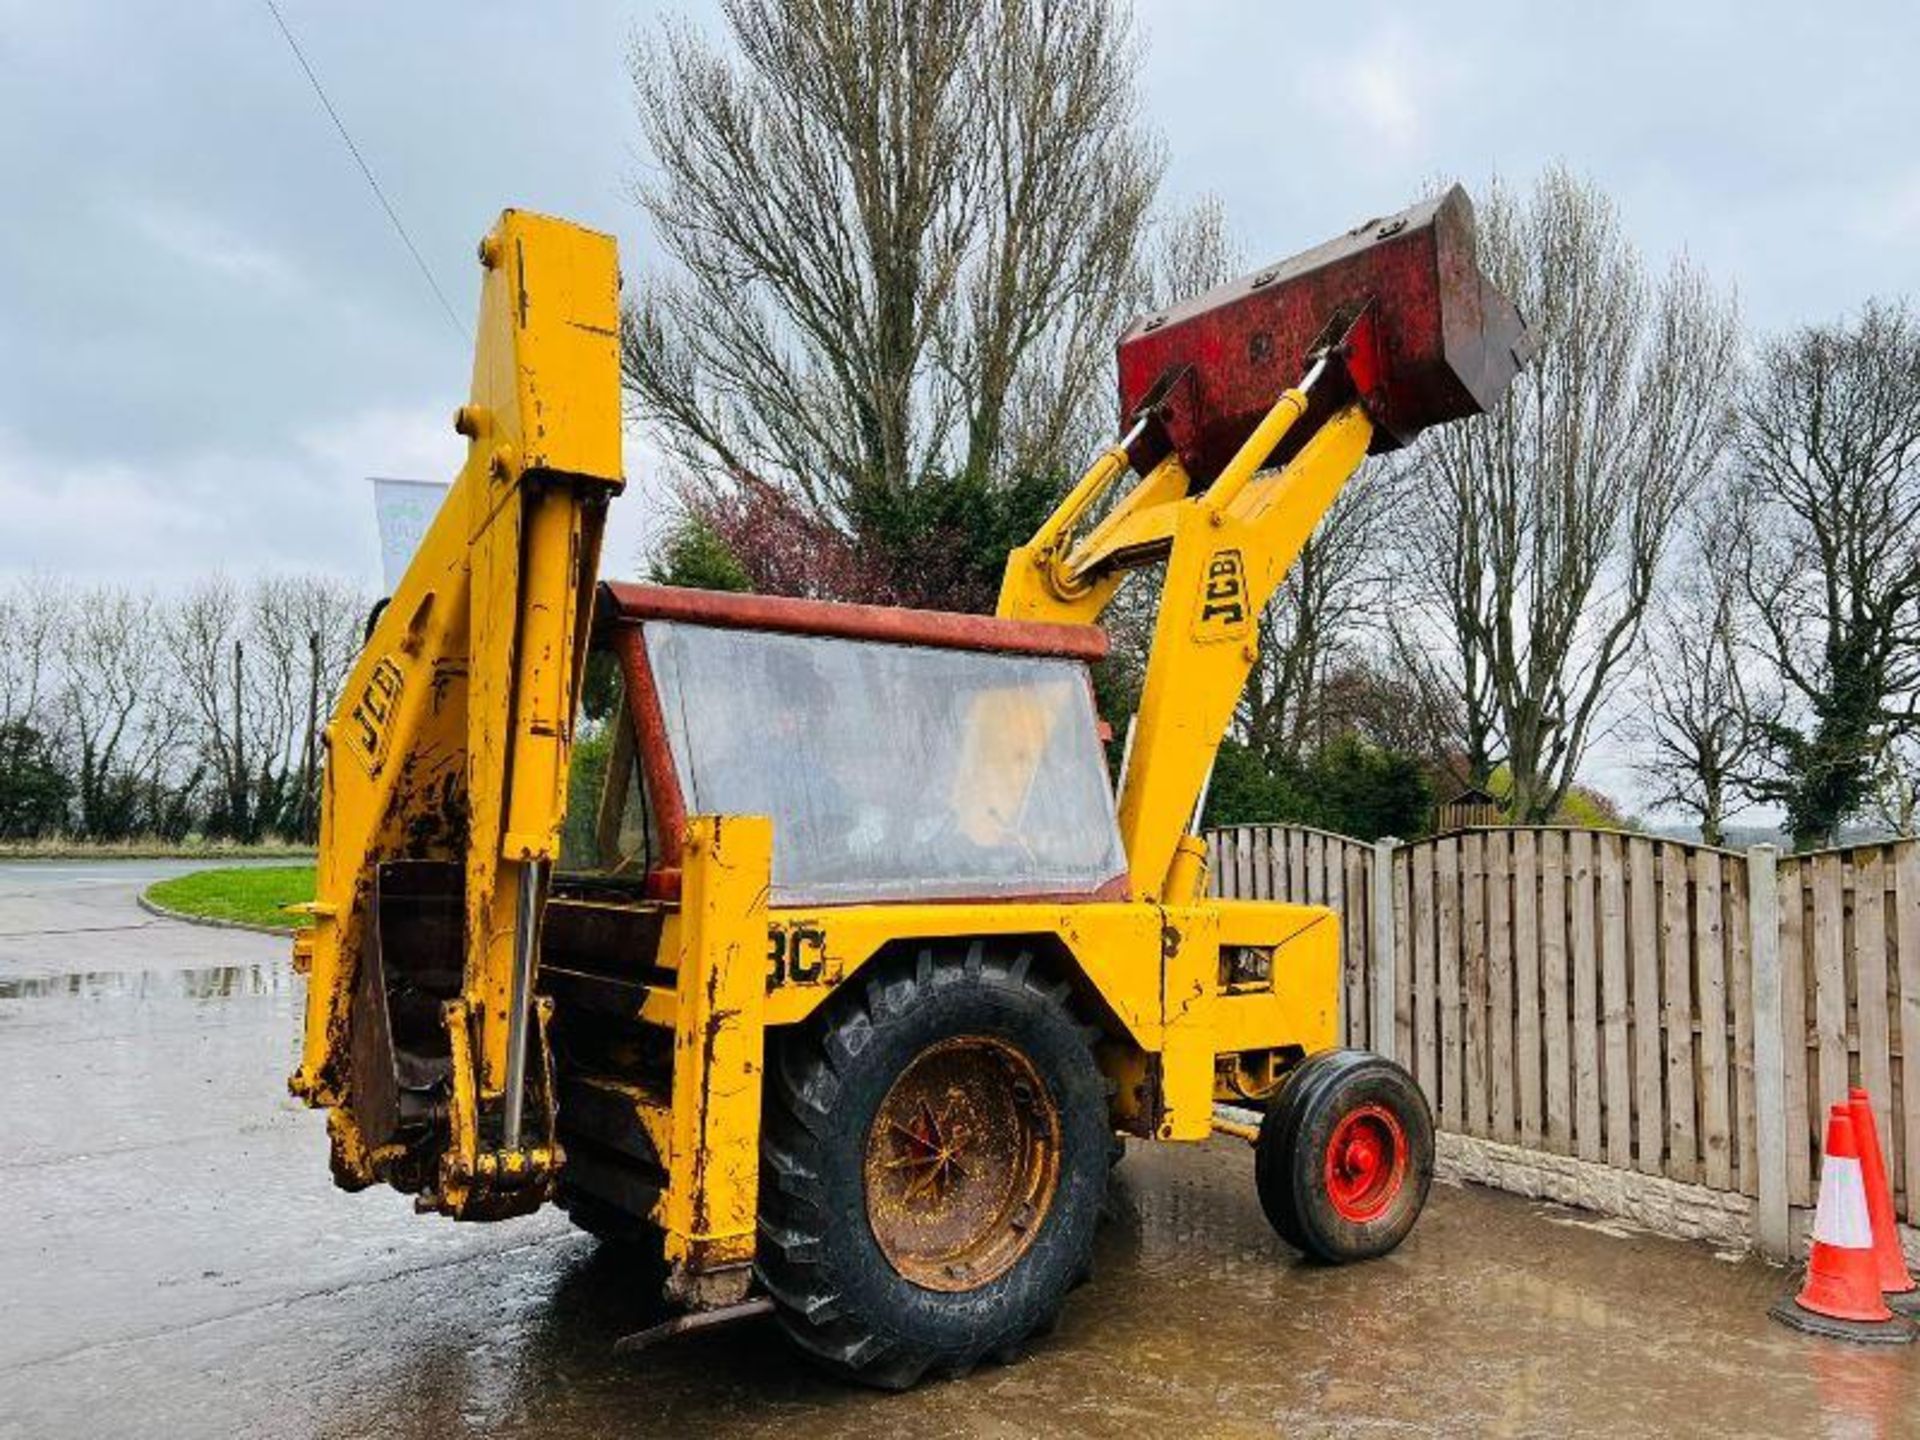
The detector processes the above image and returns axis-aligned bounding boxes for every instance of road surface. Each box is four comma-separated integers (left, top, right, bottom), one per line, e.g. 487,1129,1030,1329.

1,860,1913,1437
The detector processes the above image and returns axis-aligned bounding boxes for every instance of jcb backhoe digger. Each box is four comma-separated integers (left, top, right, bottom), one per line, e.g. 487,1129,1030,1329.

292,186,1528,1387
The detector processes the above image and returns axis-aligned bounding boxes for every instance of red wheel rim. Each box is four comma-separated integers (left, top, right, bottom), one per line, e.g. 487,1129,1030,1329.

1323,1103,1408,1223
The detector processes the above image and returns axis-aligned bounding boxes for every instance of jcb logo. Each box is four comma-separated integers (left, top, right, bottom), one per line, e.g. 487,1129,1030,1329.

345,657,405,777
1193,549,1250,643
767,922,830,989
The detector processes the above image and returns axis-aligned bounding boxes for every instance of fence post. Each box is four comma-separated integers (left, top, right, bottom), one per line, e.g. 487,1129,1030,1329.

1748,843,1789,1261
1371,838,1399,1063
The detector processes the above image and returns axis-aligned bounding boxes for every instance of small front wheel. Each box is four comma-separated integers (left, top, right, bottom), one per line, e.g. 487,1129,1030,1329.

1255,1049,1433,1262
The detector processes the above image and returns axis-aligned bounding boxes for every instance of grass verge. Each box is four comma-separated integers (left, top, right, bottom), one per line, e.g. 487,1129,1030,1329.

145,865,316,931
0,838,315,861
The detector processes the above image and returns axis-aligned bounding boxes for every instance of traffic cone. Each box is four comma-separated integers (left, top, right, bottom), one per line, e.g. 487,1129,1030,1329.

1848,1086,1920,1317
1770,1104,1917,1344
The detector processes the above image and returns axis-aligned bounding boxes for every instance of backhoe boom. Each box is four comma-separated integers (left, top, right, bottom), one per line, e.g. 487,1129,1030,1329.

291,210,622,1219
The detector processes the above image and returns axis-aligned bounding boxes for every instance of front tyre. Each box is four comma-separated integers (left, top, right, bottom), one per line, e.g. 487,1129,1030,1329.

757,942,1109,1390
1255,1049,1433,1263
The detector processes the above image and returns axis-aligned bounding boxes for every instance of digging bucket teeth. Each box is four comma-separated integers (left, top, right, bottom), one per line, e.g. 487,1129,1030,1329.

1118,184,1531,475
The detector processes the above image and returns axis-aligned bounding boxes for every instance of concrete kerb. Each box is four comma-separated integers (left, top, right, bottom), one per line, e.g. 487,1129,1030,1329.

136,891,298,939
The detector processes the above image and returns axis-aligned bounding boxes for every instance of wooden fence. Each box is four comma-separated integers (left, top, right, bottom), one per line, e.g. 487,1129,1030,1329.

1206,823,1920,1255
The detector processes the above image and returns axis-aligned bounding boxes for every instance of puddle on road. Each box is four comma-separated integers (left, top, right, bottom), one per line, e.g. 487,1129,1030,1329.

6,1104,1916,1437
0,962,294,1002
245,1144,1919,1440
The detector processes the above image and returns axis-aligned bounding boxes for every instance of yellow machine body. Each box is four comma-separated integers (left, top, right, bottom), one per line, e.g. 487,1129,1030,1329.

293,208,1379,1304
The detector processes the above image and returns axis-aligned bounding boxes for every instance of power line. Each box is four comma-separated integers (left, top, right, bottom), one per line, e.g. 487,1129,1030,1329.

260,0,469,342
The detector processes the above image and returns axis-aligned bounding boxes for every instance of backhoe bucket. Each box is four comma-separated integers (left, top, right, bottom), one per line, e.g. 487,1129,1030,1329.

1118,184,1529,472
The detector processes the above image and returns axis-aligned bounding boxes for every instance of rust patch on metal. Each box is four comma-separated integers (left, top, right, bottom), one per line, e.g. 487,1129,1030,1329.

863,1035,1061,1292
1118,184,1530,467
601,581,1109,662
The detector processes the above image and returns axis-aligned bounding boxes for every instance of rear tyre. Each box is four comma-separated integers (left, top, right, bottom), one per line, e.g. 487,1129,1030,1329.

757,942,1109,1390
1255,1049,1432,1263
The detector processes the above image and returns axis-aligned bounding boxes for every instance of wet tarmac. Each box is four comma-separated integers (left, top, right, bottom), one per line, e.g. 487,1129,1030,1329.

3,859,1916,1438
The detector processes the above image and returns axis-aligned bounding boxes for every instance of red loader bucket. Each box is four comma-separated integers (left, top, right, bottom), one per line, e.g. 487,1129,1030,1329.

1117,184,1531,475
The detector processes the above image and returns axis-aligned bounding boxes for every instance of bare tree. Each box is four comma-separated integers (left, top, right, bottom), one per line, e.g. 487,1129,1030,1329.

624,0,1161,535
0,572,368,843
1147,193,1240,319
58,586,187,838
1242,474,1392,763
1736,300,1920,846
166,578,256,839
0,575,63,733
248,574,367,838
1632,498,1774,845
1393,168,1740,821
0,576,73,836
1867,731,1920,837
1316,650,1465,774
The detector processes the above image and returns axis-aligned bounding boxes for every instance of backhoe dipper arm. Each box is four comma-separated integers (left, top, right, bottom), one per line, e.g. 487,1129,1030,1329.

291,211,623,1217
999,186,1530,904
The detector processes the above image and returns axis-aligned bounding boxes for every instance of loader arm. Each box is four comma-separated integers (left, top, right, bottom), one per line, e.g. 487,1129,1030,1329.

291,210,622,1218
998,361,1374,903
999,185,1530,904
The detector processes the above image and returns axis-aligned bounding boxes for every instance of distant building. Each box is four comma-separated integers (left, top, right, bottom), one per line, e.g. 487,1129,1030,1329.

1438,783,1502,831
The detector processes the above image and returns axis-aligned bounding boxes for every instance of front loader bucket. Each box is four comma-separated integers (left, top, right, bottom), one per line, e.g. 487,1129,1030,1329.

1118,184,1529,471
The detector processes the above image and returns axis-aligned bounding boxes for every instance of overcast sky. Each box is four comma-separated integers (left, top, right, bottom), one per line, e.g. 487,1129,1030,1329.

3,1,1916,807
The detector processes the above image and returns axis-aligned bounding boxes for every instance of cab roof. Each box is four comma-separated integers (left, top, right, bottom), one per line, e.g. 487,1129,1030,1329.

597,582,1109,664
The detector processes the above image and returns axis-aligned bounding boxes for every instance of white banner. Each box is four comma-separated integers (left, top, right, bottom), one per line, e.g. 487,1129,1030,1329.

370,477,450,591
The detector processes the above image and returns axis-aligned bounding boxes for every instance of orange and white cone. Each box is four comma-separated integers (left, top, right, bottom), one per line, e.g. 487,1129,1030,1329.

1770,1103,1917,1344
1848,1086,1920,1317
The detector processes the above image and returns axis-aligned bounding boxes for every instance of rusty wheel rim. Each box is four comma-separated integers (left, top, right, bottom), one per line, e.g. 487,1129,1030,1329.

863,1035,1061,1292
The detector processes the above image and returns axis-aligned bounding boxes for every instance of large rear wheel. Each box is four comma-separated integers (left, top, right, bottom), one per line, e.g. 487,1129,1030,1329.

1255,1049,1433,1262
757,942,1108,1389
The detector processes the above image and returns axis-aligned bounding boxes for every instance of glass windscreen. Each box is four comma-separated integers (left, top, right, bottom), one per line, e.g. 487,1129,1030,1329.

558,649,659,880
644,621,1127,904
